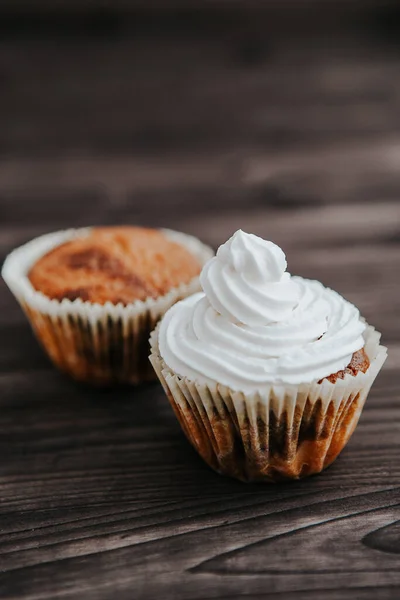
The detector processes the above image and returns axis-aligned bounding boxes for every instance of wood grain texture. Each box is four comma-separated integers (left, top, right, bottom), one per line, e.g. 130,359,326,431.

0,17,399,600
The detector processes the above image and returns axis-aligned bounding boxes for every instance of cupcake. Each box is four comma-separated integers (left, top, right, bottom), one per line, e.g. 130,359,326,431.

150,230,387,482
2,226,213,385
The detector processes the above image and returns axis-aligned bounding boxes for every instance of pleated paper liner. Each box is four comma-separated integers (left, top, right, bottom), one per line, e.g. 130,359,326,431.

2,228,214,385
149,324,387,482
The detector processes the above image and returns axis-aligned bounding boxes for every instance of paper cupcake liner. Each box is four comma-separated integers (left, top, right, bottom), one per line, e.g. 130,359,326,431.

149,324,387,481
2,228,214,385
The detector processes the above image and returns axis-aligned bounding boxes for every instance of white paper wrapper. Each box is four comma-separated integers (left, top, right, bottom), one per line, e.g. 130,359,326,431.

150,324,387,481
2,228,214,385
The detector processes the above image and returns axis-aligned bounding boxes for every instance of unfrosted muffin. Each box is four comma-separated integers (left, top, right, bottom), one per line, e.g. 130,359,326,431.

150,230,387,482
2,227,213,385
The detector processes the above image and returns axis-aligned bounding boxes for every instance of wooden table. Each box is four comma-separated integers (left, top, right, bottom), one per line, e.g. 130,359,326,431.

0,18,399,599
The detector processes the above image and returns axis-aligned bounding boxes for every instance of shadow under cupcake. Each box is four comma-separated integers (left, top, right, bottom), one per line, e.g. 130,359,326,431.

150,230,387,482
2,226,213,385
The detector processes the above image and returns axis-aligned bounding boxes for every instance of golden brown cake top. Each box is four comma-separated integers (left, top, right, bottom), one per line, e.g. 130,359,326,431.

28,227,201,305
320,348,370,384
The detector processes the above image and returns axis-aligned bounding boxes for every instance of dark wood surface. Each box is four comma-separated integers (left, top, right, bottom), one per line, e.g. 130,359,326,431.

0,17,400,600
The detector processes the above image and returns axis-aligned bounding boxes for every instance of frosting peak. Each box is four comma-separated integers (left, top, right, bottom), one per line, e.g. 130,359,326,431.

158,230,366,390
218,230,286,282
200,230,300,326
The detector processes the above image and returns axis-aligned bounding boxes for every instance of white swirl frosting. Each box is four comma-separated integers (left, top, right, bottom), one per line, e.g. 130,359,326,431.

158,230,366,390
201,230,301,326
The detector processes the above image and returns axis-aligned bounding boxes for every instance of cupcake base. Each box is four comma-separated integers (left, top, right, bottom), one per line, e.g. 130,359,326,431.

23,302,158,385
150,325,387,482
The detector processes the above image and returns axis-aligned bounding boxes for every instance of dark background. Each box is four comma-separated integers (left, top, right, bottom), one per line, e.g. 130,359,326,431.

0,2,399,599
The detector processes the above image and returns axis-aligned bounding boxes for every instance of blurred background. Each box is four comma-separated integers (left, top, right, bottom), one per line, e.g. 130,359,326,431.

1,0,400,364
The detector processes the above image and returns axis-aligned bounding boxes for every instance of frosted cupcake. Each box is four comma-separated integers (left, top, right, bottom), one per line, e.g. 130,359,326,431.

150,230,387,482
2,226,213,385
